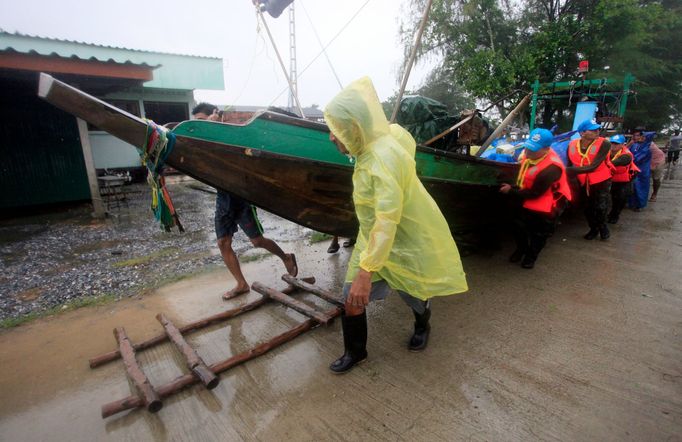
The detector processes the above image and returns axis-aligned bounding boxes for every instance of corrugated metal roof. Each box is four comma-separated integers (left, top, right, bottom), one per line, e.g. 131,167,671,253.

0,31,224,90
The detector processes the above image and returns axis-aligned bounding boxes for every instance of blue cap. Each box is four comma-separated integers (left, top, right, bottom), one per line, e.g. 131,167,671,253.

577,119,601,132
521,128,554,152
609,134,626,144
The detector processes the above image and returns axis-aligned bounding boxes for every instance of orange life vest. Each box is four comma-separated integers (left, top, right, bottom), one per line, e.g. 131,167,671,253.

517,149,572,214
567,137,612,187
609,146,640,183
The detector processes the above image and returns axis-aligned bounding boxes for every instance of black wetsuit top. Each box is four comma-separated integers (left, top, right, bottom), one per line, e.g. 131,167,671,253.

509,165,563,200
610,151,633,167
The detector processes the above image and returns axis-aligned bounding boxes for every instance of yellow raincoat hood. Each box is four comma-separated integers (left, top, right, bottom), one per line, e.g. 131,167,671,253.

324,77,467,300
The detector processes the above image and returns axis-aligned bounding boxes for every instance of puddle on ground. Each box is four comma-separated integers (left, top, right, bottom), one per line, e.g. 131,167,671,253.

0,239,350,440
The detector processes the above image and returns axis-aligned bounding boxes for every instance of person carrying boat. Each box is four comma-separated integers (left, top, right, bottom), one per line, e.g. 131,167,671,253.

191,103,298,299
607,134,638,224
499,128,571,269
566,119,612,240
626,128,654,211
323,77,468,374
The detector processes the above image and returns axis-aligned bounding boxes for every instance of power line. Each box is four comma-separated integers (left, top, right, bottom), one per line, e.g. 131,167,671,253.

268,0,372,106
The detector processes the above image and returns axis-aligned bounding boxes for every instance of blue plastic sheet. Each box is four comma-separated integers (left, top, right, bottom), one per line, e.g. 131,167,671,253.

571,102,598,140
628,132,656,209
481,129,577,166
480,150,516,163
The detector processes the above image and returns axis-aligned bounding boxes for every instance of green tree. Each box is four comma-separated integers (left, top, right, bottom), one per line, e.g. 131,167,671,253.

403,0,682,131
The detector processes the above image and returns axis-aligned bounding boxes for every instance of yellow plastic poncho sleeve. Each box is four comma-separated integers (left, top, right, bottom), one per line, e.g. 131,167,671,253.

354,146,405,273
324,77,468,300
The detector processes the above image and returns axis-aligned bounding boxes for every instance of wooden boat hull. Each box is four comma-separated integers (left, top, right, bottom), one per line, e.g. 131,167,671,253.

38,73,518,238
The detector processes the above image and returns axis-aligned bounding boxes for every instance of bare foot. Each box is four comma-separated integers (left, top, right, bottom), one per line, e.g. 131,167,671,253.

284,253,298,277
222,285,250,300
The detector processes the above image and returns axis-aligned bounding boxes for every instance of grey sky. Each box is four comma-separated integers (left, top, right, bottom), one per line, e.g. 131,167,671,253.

0,0,434,108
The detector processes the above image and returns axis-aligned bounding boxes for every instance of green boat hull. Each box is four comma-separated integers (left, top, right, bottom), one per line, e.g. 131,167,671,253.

38,74,519,238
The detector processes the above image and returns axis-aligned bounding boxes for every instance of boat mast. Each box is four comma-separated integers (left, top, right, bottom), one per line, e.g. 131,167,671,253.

288,4,299,113
256,4,306,118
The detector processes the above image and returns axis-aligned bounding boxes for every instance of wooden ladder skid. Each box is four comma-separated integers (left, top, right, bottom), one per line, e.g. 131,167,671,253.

88,277,316,368
156,314,219,390
102,304,341,418
251,282,336,325
281,275,344,307
95,277,347,419
113,327,162,413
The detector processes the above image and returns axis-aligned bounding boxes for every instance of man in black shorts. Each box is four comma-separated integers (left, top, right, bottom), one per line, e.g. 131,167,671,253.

192,103,298,299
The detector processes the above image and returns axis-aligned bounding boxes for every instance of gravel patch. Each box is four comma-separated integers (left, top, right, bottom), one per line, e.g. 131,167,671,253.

0,177,310,322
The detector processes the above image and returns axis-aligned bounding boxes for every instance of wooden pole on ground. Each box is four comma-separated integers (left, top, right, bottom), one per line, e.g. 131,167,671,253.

281,275,344,306
101,305,341,419
156,314,219,390
252,282,335,325
114,327,162,413
89,277,315,368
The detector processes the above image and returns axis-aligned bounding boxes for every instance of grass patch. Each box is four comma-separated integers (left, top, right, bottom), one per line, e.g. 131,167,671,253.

0,312,42,329
113,247,177,268
0,293,117,330
241,252,270,263
309,231,332,244
136,263,224,296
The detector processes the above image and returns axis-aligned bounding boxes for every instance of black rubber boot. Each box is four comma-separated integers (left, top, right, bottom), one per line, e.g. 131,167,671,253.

408,307,431,352
330,312,367,374
583,228,599,240
599,225,610,240
509,248,525,263
521,255,536,269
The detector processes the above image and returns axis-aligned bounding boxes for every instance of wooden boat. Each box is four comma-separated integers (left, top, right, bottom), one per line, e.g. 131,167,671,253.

38,73,518,238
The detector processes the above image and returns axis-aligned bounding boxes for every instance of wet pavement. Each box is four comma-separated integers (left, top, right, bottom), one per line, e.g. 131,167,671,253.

0,169,681,441
0,177,307,321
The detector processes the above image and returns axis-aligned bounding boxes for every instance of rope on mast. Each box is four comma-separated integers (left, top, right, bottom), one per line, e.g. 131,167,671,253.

299,0,344,90
267,0,372,107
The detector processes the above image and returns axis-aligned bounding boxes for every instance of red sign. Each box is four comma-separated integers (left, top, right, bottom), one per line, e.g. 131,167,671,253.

579,60,589,73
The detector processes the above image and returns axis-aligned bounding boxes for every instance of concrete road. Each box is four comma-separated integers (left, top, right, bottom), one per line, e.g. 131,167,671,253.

1,176,680,441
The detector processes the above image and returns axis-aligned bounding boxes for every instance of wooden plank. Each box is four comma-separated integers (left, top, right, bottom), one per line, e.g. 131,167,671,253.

281,275,344,307
156,314,219,390
88,277,315,368
251,282,334,325
76,118,106,218
38,73,148,148
113,327,162,413
101,306,342,418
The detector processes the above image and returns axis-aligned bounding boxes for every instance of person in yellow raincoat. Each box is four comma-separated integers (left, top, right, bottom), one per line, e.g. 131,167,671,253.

324,77,468,374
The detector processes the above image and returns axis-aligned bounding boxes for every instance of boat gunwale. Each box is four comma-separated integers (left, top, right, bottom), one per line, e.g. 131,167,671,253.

174,111,519,172
172,133,510,188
